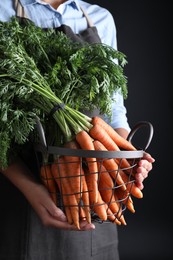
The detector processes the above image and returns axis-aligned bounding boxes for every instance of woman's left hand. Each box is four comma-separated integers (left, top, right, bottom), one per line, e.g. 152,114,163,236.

134,152,155,190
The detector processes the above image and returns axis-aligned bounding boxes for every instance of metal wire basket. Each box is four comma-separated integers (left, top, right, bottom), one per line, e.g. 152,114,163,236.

35,119,153,226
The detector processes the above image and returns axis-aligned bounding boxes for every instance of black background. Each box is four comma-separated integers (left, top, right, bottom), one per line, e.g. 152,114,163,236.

87,1,172,259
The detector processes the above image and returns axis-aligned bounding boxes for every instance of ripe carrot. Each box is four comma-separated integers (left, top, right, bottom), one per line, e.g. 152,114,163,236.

119,169,143,199
63,140,83,204
94,140,126,190
97,163,115,192
98,178,118,215
62,194,73,225
40,164,58,205
98,167,127,225
51,159,73,224
98,167,121,225
115,188,135,213
76,130,99,203
112,192,127,225
92,116,136,151
79,207,86,221
64,142,90,224
90,123,134,171
93,191,108,221
89,123,120,151
84,166,107,221
82,174,91,224
114,158,132,173
51,156,80,229
106,207,122,225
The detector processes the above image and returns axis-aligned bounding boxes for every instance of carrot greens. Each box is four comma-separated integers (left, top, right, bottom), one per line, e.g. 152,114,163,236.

0,17,128,169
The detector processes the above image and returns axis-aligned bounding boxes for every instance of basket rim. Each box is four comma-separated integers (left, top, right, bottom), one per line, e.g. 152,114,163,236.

47,145,144,159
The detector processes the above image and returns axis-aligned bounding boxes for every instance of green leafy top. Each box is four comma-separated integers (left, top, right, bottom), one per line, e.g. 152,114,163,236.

0,17,128,169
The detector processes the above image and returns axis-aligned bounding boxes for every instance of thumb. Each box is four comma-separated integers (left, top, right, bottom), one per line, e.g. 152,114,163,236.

46,201,67,222
52,207,67,222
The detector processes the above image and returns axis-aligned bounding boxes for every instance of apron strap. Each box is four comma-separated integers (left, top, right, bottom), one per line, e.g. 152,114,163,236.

79,5,94,27
14,0,94,27
14,0,28,18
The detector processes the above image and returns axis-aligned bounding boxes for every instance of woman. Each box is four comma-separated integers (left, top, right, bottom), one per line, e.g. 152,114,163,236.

0,1,155,259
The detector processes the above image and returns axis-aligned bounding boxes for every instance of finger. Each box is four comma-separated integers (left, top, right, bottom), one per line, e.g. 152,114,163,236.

41,196,67,222
135,173,144,183
134,173,144,190
79,220,95,231
136,166,149,179
135,180,144,190
40,205,95,230
50,207,67,222
143,152,155,163
49,220,95,231
138,160,153,172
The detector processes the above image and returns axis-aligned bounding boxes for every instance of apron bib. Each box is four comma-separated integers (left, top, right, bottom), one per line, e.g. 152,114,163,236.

1,2,120,260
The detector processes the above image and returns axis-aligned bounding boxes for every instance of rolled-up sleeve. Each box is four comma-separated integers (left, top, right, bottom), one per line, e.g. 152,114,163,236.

103,89,131,132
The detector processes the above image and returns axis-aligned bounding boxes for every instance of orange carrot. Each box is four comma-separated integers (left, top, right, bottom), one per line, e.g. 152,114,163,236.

76,130,98,203
112,192,127,225
89,123,120,151
92,116,136,150
51,160,73,224
82,174,91,224
98,167,127,225
93,191,108,221
119,169,143,199
62,194,73,225
97,163,114,188
84,167,107,221
63,141,83,204
40,164,58,205
51,158,73,224
79,207,86,221
51,156,80,229
106,207,122,225
99,172,120,215
64,140,93,224
90,125,131,171
115,188,135,213
97,163,125,224
94,140,126,190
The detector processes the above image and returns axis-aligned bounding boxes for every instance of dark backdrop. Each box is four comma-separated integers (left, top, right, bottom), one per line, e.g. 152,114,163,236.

87,1,172,259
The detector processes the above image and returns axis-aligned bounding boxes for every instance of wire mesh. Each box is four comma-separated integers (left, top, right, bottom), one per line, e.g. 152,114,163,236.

35,118,154,226
38,146,144,226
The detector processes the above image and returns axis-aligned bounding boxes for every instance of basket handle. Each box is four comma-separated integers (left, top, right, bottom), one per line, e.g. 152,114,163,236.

34,116,49,161
127,121,154,151
35,116,47,148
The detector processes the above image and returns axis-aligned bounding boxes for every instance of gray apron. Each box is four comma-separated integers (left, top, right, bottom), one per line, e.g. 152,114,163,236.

0,1,120,260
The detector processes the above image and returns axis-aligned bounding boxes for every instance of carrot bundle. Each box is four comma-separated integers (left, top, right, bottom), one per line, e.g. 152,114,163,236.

39,116,144,227
51,156,80,229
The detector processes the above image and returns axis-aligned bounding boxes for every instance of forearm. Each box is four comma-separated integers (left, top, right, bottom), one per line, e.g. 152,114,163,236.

1,159,40,197
114,127,129,139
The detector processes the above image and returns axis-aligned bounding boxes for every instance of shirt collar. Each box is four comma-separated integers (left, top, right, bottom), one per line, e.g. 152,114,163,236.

20,0,81,11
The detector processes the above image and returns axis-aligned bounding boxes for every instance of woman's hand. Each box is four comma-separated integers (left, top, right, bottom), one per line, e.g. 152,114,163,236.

1,159,95,231
27,183,95,231
134,152,155,190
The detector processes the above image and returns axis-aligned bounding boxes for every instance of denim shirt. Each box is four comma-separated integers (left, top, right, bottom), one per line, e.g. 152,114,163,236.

0,0,130,131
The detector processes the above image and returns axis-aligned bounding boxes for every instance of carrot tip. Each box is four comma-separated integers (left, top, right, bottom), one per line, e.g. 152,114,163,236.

114,218,121,225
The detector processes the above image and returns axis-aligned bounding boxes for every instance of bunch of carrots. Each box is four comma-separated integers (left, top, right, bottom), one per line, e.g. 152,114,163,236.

40,116,143,230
